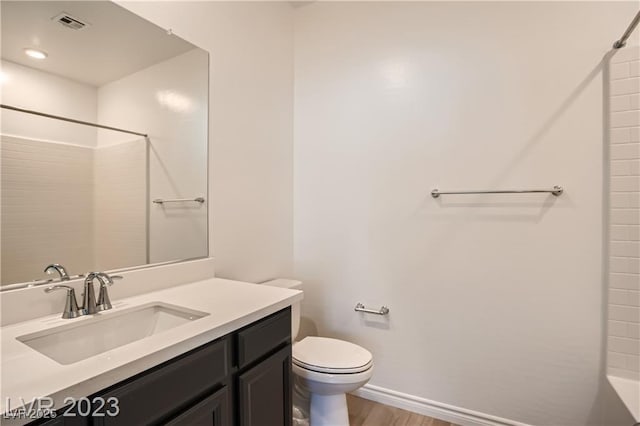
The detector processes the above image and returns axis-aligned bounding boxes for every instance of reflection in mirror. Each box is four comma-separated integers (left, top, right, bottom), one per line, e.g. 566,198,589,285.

0,1,208,288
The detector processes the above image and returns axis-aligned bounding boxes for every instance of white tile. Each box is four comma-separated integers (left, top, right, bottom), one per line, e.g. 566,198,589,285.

609,305,640,322
609,336,640,354
630,61,640,78
611,176,640,192
612,48,640,64
631,94,640,110
611,257,630,273
631,127,640,142
611,225,632,241
610,209,640,225
630,160,640,176
611,241,640,257
611,128,631,144
611,62,630,80
608,351,627,368
611,95,631,112
611,193,632,208
611,160,632,176
611,111,640,128
630,259,640,274
610,320,629,337
627,354,640,372
611,143,640,160
610,273,640,290
629,323,640,339
611,78,640,96
610,289,630,305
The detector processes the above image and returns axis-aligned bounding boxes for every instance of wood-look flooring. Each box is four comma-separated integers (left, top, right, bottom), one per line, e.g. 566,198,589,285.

347,395,459,426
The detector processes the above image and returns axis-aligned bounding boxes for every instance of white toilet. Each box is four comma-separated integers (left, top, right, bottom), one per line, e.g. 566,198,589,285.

263,279,373,426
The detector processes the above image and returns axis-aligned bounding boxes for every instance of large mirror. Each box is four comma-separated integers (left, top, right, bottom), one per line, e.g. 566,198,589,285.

0,1,209,288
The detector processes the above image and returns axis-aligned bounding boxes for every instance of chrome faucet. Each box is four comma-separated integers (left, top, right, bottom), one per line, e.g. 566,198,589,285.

82,272,100,315
44,264,70,281
83,272,122,314
44,285,82,319
45,272,123,318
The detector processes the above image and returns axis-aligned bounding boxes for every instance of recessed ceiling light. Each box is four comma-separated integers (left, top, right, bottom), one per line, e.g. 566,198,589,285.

24,48,48,60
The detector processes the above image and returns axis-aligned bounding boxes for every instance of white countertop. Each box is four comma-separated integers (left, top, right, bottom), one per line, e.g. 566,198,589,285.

0,277,302,422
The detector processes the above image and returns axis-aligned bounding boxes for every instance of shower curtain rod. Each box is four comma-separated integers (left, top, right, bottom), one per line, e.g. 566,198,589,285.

614,10,640,49
0,104,148,137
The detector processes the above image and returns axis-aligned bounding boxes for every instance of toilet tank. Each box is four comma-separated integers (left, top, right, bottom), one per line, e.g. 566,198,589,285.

261,279,302,339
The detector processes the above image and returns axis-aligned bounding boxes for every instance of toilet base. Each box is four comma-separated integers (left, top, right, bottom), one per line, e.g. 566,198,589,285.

310,393,349,426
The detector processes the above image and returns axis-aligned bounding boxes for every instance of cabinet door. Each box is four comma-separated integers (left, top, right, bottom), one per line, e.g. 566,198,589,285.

237,345,292,426
165,386,230,426
26,404,89,426
32,415,88,426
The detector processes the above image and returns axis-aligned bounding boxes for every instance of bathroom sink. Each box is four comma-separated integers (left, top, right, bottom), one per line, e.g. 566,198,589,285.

17,302,209,365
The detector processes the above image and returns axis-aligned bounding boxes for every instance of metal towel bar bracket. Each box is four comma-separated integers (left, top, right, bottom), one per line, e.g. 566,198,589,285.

152,197,205,204
431,186,563,198
355,303,390,315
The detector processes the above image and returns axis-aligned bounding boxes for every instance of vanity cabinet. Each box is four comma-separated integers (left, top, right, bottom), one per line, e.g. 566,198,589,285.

237,346,292,426
165,386,230,426
30,307,291,426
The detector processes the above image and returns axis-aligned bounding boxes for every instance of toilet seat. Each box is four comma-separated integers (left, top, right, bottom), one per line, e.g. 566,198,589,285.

293,362,374,386
293,336,373,374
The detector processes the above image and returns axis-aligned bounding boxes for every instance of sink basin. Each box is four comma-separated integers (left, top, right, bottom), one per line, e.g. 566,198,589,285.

17,302,209,365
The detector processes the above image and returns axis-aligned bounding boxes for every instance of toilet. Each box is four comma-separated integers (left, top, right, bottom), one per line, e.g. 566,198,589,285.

262,279,373,426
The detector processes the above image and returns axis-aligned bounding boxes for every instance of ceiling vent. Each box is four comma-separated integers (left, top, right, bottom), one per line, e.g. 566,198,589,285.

52,12,90,30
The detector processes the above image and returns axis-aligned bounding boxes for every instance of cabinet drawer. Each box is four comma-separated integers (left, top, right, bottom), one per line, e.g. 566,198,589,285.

94,337,230,425
236,308,291,369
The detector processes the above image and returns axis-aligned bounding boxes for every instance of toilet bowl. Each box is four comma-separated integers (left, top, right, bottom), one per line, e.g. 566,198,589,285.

262,279,373,426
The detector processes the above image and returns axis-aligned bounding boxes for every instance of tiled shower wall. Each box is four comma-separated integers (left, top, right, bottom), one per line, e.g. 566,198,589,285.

0,136,147,284
0,136,94,284
608,47,640,381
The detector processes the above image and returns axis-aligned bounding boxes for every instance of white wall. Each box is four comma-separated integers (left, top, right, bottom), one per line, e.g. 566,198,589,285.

0,60,97,147
293,2,636,425
97,49,208,264
119,1,294,282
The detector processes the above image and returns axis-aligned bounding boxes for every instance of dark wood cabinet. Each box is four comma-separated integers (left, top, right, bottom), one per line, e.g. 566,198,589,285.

27,307,291,426
36,417,87,426
93,337,230,425
237,345,292,426
165,386,230,426
35,410,88,426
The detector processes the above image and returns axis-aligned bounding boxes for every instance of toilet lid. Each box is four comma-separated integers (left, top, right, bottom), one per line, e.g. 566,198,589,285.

293,337,373,374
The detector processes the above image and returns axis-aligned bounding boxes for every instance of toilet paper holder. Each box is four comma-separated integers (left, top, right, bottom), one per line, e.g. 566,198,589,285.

355,303,389,315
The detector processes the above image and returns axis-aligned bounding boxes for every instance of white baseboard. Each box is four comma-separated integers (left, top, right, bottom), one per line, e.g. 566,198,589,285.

351,384,531,426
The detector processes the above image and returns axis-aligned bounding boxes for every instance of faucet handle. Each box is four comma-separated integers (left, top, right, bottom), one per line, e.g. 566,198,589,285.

97,274,123,286
44,285,81,319
96,274,123,312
